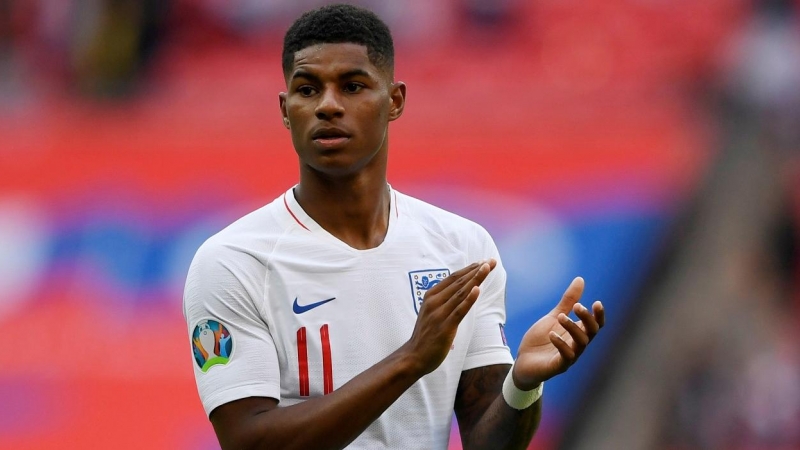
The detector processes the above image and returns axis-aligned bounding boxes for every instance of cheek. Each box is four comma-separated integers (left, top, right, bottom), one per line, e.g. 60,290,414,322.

357,102,390,136
286,103,309,125
289,127,306,153
286,106,311,143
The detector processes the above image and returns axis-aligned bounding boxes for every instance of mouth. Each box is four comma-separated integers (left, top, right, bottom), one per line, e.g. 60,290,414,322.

312,127,351,148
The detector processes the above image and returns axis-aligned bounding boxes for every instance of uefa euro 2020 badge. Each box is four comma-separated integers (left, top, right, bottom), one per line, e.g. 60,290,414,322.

192,319,233,373
408,268,450,315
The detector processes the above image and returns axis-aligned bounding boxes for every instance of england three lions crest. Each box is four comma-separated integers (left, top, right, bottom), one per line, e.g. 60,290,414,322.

408,269,450,315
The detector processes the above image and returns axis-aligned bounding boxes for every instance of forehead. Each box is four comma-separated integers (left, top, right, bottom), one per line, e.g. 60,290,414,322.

290,42,382,79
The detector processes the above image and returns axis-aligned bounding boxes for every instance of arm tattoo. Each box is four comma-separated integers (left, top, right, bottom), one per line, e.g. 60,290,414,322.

454,365,542,450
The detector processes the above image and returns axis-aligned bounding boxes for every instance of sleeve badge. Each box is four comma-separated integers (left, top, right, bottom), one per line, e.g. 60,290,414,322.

191,319,234,373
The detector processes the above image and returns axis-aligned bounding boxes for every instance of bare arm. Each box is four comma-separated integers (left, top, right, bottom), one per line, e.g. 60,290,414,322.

210,260,497,450
211,349,420,450
454,364,542,450
455,277,605,450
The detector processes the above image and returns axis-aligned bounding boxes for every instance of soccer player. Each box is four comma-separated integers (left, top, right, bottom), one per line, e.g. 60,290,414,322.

183,4,605,449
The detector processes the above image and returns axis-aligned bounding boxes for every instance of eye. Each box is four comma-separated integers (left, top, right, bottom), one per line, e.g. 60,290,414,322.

297,85,316,97
343,82,364,94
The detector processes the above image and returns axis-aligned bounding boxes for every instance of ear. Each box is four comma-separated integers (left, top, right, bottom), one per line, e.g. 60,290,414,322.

279,92,290,129
388,81,406,122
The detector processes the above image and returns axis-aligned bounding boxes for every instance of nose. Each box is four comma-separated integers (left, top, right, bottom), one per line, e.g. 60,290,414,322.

315,87,345,120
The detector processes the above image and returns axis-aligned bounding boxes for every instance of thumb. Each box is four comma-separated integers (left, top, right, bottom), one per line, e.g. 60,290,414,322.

551,277,584,315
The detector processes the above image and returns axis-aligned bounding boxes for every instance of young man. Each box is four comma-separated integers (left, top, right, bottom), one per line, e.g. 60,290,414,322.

183,4,605,449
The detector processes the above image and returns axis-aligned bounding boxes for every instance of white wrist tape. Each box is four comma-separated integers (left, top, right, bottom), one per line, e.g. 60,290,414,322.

502,365,543,410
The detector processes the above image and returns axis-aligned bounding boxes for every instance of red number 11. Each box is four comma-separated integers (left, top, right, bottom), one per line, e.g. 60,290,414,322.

296,324,333,397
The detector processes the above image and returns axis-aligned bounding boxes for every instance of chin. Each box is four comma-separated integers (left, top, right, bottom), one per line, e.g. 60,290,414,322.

299,145,385,178
308,159,366,178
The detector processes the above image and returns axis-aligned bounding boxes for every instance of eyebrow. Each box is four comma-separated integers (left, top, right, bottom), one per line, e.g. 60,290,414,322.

291,68,374,83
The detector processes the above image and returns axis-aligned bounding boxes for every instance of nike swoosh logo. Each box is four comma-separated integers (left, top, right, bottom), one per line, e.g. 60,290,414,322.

293,297,336,314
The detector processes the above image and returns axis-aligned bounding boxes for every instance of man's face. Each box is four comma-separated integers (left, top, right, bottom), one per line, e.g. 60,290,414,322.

279,43,405,177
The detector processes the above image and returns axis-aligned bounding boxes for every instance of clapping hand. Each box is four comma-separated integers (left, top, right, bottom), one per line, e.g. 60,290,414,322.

511,277,605,390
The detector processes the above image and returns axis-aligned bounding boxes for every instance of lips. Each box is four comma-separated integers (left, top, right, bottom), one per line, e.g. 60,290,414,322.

311,127,351,148
311,128,350,140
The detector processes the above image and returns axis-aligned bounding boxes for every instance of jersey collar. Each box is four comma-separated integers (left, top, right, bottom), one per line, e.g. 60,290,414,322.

282,185,400,252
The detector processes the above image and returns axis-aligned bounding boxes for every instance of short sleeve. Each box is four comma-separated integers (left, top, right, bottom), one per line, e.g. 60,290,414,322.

462,228,515,370
183,240,281,417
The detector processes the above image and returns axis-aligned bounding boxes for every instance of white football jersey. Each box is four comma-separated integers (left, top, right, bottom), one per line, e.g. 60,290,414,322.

183,186,513,449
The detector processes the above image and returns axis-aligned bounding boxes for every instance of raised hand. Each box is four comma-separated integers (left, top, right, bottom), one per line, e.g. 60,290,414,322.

403,260,497,376
511,277,605,390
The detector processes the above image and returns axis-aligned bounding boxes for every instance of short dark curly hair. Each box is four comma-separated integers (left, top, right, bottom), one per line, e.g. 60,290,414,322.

282,4,395,78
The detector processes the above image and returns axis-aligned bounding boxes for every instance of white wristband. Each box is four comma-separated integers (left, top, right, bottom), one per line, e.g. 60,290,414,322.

502,365,543,410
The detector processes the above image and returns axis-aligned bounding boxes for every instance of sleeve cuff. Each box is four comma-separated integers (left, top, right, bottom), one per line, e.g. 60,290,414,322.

462,349,514,371
202,383,281,417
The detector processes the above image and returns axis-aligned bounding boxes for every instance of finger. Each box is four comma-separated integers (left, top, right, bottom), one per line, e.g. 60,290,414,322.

425,262,480,297
552,277,584,316
573,303,599,337
447,285,482,326
549,331,575,363
437,261,492,307
558,313,589,349
441,262,492,310
593,301,605,328
426,259,494,299
419,264,483,316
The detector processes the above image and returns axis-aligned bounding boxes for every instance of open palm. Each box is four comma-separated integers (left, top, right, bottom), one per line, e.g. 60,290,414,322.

511,277,605,391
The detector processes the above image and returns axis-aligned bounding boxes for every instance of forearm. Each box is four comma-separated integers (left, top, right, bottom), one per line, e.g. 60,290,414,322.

464,395,542,450
455,365,542,450
214,346,422,450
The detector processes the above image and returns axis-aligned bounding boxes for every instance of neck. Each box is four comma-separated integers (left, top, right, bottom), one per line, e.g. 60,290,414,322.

294,168,391,250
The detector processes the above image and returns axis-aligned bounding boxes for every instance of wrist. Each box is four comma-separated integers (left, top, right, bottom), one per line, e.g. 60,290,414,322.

503,362,544,410
393,343,428,380
511,364,542,392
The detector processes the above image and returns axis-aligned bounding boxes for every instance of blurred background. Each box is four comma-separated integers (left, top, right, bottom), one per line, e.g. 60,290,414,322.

1,0,799,448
